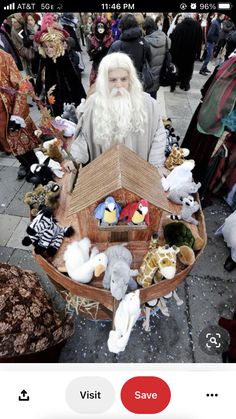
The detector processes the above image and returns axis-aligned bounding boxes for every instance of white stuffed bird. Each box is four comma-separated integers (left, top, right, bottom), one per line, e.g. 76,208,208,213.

107,290,141,354
63,238,108,283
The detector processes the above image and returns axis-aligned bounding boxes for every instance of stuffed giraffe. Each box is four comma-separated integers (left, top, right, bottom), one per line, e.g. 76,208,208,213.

137,244,180,288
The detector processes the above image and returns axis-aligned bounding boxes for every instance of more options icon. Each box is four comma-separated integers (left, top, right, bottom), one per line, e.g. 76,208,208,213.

199,325,230,355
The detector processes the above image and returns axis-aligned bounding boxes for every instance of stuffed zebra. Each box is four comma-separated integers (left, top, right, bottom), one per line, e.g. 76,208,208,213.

22,208,74,257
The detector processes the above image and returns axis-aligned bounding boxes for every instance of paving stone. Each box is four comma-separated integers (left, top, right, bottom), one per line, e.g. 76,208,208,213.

187,276,235,363
0,214,21,246
0,166,23,213
6,180,32,217
6,217,31,250
0,157,15,167
0,246,14,263
165,93,193,119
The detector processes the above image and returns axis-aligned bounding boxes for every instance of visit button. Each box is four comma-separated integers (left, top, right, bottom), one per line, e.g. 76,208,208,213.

121,376,171,414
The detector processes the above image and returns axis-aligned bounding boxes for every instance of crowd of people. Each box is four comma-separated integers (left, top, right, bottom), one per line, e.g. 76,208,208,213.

0,11,236,212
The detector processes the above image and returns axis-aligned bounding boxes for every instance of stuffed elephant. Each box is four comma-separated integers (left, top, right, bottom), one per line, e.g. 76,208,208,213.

103,245,138,300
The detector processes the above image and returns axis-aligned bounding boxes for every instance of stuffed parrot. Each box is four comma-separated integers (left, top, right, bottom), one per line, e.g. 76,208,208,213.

94,196,122,225
120,199,150,225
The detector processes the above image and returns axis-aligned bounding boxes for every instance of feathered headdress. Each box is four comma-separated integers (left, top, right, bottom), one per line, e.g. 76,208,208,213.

34,13,69,62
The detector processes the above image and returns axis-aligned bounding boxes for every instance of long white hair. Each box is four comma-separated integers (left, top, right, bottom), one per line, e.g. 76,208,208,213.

93,52,147,148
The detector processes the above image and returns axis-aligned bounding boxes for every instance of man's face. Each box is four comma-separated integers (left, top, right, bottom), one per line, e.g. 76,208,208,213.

108,69,129,94
43,41,57,58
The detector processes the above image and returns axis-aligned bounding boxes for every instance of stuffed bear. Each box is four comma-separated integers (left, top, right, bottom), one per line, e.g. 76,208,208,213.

22,208,74,257
24,181,61,217
167,181,201,204
103,245,138,301
164,144,190,171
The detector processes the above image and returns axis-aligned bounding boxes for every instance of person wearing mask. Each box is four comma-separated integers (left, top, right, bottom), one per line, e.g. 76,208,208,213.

70,52,167,172
87,16,113,86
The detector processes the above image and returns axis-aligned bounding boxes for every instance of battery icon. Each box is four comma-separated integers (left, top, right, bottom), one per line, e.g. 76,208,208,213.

217,3,232,9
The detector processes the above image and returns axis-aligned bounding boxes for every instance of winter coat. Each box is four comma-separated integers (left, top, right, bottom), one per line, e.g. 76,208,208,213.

35,52,86,117
109,27,150,75
71,92,167,168
0,49,39,155
144,30,171,92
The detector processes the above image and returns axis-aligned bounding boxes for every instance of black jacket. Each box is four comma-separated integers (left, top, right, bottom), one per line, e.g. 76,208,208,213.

36,52,86,117
109,27,150,74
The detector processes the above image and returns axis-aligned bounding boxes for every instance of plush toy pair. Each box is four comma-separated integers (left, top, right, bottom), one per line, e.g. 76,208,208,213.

22,208,74,257
170,195,200,225
24,181,61,217
95,197,149,226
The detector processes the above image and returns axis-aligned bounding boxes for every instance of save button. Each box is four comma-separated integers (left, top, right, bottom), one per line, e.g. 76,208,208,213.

121,376,171,414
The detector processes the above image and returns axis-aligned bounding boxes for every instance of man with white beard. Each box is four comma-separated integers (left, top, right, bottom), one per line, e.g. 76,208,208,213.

70,52,167,170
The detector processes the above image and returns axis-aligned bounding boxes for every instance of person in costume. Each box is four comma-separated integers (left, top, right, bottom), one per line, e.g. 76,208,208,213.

70,52,167,172
181,56,236,201
0,49,39,179
87,16,113,86
35,13,86,117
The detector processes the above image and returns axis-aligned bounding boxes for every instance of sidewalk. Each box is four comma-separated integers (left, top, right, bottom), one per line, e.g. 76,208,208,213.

0,56,234,363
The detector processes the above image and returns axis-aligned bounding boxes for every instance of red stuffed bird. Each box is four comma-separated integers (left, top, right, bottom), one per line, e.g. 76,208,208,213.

120,199,149,225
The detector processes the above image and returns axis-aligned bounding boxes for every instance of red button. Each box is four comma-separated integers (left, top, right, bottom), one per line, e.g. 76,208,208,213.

121,376,171,414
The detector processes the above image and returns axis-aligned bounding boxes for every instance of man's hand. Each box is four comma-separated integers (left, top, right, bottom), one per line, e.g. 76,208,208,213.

63,160,77,174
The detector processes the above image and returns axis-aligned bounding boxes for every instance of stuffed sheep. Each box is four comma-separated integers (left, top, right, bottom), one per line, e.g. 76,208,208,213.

167,181,201,204
161,160,195,192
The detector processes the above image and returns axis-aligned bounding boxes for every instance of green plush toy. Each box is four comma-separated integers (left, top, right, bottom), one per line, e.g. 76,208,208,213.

164,221,195,248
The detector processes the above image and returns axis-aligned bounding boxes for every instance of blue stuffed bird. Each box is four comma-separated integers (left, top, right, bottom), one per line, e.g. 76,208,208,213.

94,196,122,225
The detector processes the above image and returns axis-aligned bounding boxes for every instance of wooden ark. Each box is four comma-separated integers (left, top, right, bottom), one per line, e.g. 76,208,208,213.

34,144,207,321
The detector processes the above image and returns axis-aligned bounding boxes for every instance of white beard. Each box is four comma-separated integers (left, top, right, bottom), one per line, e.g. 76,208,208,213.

93,88,145,149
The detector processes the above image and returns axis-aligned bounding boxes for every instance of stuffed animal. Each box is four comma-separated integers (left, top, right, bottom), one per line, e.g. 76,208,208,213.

41,138,65,163
120,199,149,225
22,208,74,257
52,116,77,137
29,159,55,186
24,181,61,217
170,195,200,225
61,238,108,283
167,181,201,204
215,210,236,272
161,160,195,192
95,196,122,225
103,245,138,300
164,144,190,171
61,102,78,124
163,117,180,157
162,217,204,251
34,150,64,178
137,245,180,288
107,290,141,354
143,290,184,331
